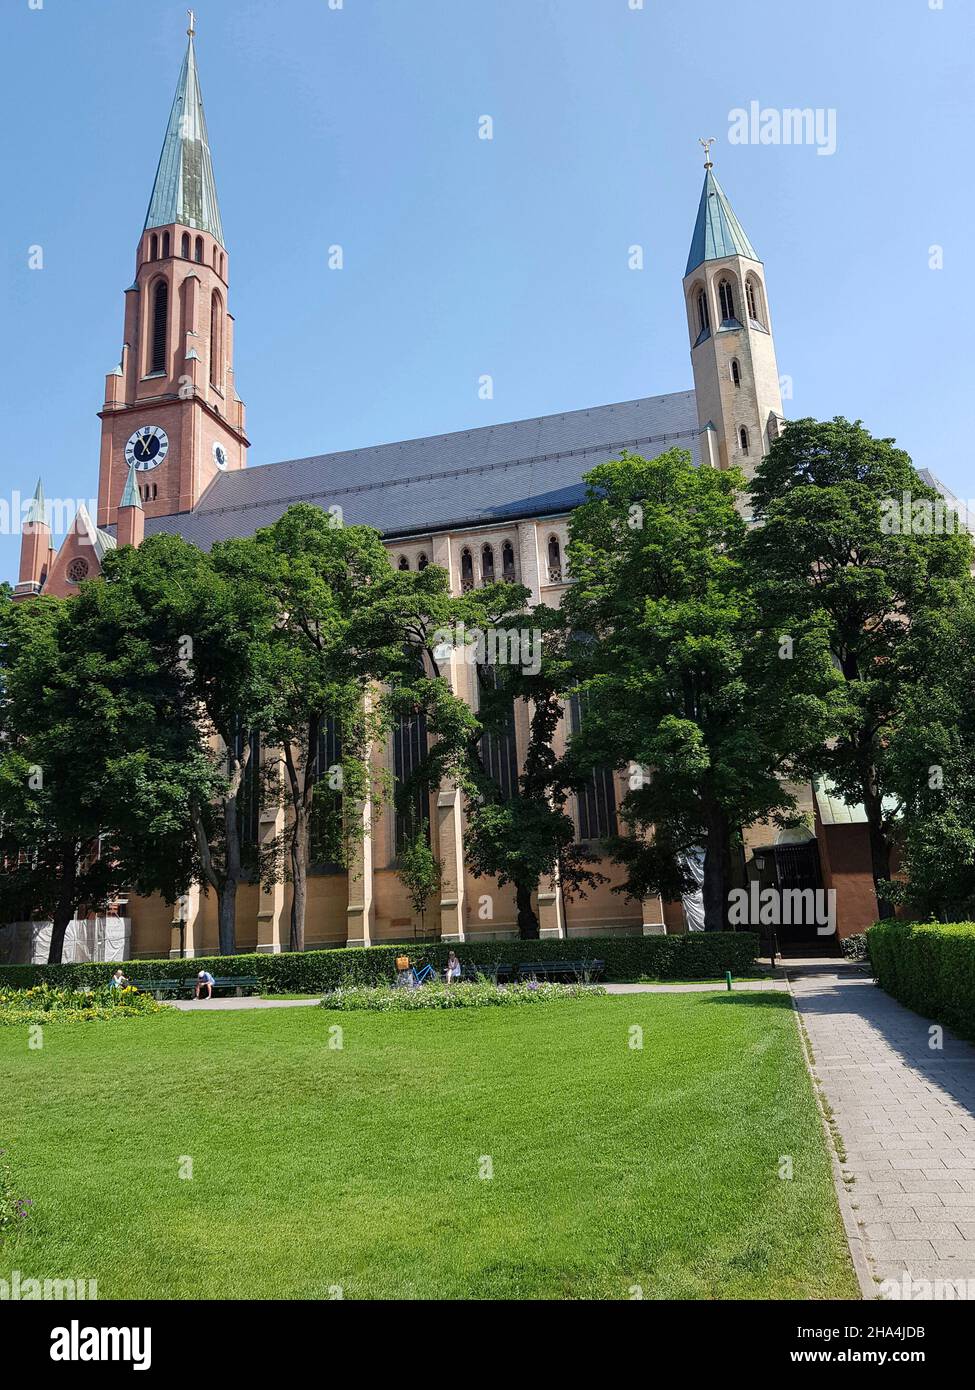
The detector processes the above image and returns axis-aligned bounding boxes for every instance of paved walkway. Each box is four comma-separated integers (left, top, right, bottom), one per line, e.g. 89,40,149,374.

788,966,975,1297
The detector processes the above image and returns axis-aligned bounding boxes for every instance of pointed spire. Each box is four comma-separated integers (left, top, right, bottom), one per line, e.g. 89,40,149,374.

24,478,48,528
144,20,224,244
685,160,759,277
119,464,143,511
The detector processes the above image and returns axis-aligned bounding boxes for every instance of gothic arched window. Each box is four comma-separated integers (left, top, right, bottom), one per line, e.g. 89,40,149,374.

746,276,765,326
210,291,223,389
162,232,170,258
482,544,495,583
718,278,736,322
150,278,168,373
149,233,158,260
181,233,190,259
195,236,204,263
697,288,710,337
398,555,410,571
460,548,474,592
739,427,750,455
417,552,428,570
547,534,562,583
502,539,516,580
731,359,741,388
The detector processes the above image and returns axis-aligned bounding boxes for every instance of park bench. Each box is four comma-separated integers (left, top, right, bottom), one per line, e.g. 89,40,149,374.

131,975,261,1000
515,959,605,982
458,963,513,984
130,978,185,1000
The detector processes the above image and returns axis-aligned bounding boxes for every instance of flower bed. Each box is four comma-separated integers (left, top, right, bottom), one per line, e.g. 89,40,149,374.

320,980,604,1011
0,983,163,1026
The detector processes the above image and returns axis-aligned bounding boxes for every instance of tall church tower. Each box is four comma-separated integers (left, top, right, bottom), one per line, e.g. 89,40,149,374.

97,18,247,530
682,148,783,478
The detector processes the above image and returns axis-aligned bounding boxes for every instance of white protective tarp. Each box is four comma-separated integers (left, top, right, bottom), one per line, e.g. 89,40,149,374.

679,848,706,932
0,916,131,965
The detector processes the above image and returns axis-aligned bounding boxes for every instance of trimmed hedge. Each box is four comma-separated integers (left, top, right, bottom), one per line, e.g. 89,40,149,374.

0,931,758,993
868,920,975,1037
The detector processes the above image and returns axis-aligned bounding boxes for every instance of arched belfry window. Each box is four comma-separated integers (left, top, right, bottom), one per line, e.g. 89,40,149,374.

149,233,158,260
150,279,168,373
547,534,563,584
718,278,736,322
195,236,204,263
746,276,765,326
210,291,223,389
460,548,474,592
482,544,495,583
739,427,750,455
181,233,190,259
731,359,741,388
502,539,516,580
696,288,711,337
162,232,170,258
398,555,410,571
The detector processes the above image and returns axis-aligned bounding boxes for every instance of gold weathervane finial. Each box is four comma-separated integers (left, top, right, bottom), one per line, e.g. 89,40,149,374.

699,137,716,169
187,9,196,37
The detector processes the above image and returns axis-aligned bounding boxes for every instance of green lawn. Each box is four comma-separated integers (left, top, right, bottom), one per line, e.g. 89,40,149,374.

0,992,856,1300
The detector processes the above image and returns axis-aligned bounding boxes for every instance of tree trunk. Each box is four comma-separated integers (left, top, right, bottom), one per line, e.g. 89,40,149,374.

217,881,238,957
702,804,732,932
219,794,241,955
47,847,78,965
864,784,895,921
289,812,306,953
515,881,540,939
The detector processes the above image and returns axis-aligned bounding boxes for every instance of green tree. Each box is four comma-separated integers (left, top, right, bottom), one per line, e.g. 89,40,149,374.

396,820,442,937
745,418,975,920
238,506,476,952
563,448,838,931
454,597,604,939
0,583,201,963
98,533,280,955
882,593,975,920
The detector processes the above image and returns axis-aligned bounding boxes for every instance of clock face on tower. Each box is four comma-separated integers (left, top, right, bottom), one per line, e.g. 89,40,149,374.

125,425,170,472
212,441,229,470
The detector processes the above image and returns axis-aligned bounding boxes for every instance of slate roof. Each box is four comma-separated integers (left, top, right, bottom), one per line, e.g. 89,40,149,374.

141,390,703,550
685,168,759,277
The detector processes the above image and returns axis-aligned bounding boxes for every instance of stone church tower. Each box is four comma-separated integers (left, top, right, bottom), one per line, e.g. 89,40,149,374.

96,18,247,530
682,148,784,477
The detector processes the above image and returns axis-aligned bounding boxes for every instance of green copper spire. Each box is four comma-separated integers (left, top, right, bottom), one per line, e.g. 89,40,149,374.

24,477,47,527
685,159,759,277
119,464,143,511
144,19,224,244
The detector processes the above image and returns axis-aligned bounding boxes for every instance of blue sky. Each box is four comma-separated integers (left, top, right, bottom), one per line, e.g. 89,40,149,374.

1,0,973,584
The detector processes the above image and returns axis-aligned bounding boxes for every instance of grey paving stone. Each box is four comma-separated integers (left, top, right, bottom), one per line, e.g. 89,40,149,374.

790,972,975,1288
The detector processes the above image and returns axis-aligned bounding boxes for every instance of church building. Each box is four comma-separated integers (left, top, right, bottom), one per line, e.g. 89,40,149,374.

12,25,910,957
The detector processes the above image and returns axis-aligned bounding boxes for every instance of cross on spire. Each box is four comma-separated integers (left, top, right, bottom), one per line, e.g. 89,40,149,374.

187,9,195,37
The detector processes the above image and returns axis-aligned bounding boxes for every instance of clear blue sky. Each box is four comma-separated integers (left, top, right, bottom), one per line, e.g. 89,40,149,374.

2,0,973,584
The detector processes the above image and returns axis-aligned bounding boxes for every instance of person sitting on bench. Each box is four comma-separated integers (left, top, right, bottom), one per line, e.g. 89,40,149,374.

444,950,461,984
110,968,129,989
195,970,215,1000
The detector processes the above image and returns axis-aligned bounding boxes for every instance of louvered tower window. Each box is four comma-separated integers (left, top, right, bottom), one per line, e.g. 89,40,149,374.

150,280,168,373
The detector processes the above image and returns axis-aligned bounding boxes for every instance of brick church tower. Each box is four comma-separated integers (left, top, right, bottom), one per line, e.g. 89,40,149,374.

96,17,247,530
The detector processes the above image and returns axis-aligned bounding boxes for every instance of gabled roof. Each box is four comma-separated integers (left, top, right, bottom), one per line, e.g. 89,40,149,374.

74,503,117,563
144,33,224,244
685,168,759,276
137,391,704,550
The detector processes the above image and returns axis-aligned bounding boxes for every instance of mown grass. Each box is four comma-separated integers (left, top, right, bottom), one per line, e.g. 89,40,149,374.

0,992,855,1300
